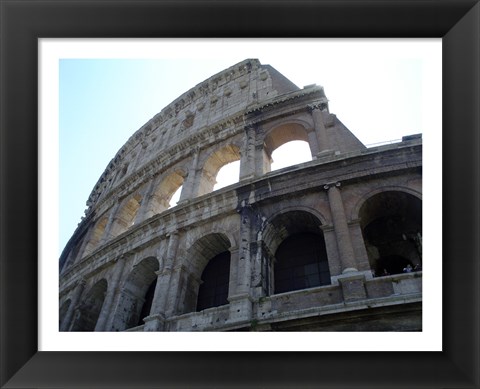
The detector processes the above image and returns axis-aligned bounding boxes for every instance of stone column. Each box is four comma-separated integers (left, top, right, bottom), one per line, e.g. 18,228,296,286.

179,148,200,202
170,266,199,316
147,232,179,318
227,246,240,297
228,205,254,323
101,202,122,243
239,125,256,180
309,104,330,153
60,279,85,331
320,224,342,277
143,267,172,331
149,271,170,316
134,179,156,222
94,256,127,331
254,144,271,176
306,129,321,157
348,219,372,273
324,182,357,273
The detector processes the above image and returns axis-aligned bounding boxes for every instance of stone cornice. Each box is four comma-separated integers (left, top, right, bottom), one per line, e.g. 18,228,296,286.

246,85,326,115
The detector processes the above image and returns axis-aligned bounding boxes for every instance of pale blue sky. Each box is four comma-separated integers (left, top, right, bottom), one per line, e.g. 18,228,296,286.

58,40,440,256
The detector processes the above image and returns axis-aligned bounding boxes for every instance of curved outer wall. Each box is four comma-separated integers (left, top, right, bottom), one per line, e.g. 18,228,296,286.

59,59,422,332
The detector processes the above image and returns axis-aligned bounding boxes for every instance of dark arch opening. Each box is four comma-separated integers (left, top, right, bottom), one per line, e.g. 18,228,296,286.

196,251,231,311
112,257,159,331
274,232,330,294
359,191,422,276
137,278,157,326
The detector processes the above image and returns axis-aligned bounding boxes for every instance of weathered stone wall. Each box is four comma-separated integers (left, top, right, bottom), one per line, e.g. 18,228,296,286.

59,59,422,332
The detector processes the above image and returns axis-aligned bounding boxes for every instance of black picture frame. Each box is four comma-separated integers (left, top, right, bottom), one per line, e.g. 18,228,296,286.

1,0,479,387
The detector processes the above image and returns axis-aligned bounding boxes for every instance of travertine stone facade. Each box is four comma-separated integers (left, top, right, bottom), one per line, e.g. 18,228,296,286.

59,59,422,332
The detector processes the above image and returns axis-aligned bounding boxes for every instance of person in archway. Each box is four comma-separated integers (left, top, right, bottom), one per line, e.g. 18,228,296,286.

403,264,413,273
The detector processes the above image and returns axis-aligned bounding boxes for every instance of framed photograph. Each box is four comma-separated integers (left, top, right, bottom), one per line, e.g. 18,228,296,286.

1,1,479,388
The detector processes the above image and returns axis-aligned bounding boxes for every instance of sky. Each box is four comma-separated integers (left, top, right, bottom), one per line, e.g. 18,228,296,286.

55,39,441,257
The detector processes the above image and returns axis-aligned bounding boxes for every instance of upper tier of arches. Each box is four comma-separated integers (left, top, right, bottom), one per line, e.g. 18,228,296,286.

60,59,367,271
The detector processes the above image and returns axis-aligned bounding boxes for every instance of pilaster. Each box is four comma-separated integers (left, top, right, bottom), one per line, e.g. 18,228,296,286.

239,124,256,180
348,219,372,272
60,278,85,331
179,147,200,202
94,255,127,331
151,232,180,318
324,182,357,273
254,144,272,176
134,179,157,221
101,202,122,242
309,104,330,154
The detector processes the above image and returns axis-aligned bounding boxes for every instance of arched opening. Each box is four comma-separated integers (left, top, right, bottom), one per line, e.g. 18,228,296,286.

198,144,241,196
71,279,107,331
214,160,240,190
196,251,231,311
263,123,313,174
359,191,422,276
112,257,159,331
169,185,183,208
262,210,330,295
82,215,108,256
147,171,185,216
271,140,312,171
109,194,142,238
274,232,330,294
137,278,157,326
181,233,232,314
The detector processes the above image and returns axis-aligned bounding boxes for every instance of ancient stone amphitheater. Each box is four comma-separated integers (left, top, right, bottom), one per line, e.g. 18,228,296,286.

59,59,422,332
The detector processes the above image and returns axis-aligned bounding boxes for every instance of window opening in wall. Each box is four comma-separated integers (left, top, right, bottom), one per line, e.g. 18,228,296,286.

274,232,330,294
271,140,311,171
196,251,231,311
360,191,422,277
169,185,182,208
199,144,241,196
83,216,108,256
213,160,240,190
110,195,142,238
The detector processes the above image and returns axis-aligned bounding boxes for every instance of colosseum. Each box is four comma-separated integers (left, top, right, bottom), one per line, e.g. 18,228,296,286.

59,59,422,332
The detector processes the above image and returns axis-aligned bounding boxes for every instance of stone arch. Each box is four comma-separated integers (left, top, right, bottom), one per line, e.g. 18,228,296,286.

197,144,241,196
261,207,327,253
70,279,108,331
82,215,109,256
357,190,422,276
351,185,422,221
185,226,238,256
261,209,331,295
109,193,142,238
180,232,232,314
112,256,160,331
146,169,186,217
262,122,313,172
